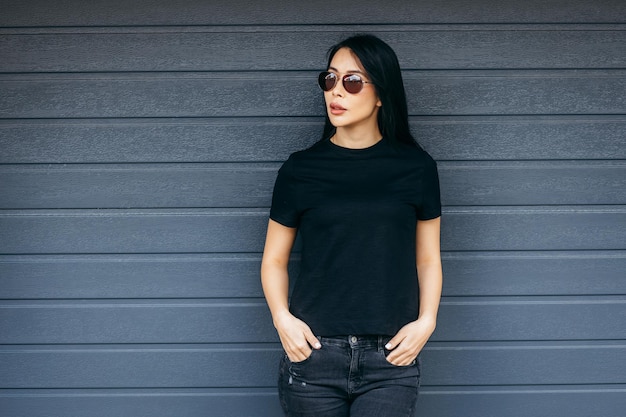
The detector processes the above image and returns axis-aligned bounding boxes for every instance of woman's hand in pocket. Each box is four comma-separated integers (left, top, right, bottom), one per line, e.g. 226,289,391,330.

274,311,321,362
385,317,436,366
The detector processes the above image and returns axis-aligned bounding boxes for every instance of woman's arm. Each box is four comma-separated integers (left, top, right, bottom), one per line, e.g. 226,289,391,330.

385,216,442,365
261,219,321,362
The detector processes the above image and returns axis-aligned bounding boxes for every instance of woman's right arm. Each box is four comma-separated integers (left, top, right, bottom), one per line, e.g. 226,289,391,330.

261,219,321,362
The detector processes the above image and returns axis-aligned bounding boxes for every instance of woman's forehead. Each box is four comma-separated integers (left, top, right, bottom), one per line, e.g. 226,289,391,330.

328,47,366,73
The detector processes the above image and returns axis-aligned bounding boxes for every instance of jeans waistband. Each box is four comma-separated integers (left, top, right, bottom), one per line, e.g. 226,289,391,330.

317,335,392,350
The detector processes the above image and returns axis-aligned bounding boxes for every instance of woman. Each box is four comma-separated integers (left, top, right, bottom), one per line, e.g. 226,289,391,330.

261,34,442,417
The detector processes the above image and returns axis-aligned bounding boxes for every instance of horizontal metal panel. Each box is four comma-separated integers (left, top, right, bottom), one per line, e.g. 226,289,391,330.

0,163,281,209
1,343,624,388
437,297,626,341
2,116,624,163
426,342,626,386
441,251,626,296
417,386,626,417
0,300,277,344
440,161,626,205
1,0,624,25
415,116,626,161
0,254,270,299
0,207,624,253
0,345,281,389
2,71,625,118
1,386,625,417
0,209,268,254
0,118,322,163
1,161,624,209
2,251,624,299
0,388,283,417
2,29,625,72
1,298,624,343
441,207,625,251
0,254,269,299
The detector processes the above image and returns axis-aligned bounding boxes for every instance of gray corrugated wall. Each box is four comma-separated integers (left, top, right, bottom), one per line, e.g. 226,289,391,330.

1,1,625,416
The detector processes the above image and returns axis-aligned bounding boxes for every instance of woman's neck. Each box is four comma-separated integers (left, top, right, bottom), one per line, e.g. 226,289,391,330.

331,127,383,149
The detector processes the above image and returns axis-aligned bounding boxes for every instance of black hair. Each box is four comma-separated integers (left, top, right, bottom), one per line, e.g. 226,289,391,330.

321,34,420,148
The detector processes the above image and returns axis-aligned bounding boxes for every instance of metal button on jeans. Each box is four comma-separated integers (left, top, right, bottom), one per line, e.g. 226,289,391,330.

350,336,357,344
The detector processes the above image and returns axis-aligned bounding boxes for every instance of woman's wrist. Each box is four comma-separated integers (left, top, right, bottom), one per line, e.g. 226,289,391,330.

272,309,294,329
416,314,437,332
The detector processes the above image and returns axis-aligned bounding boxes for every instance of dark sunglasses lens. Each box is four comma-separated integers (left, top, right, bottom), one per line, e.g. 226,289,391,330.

343,74,364,94
318,72,337,91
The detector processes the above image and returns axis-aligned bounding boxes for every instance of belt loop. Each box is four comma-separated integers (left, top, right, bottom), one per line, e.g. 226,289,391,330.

378,335,384,352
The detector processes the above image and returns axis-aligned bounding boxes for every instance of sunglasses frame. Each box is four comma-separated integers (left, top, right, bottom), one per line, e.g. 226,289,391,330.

318,71,374,94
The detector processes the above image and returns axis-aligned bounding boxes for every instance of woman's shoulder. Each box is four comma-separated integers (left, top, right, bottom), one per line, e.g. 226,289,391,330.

286,139,329,162
278,140,327,173
392,141,437,166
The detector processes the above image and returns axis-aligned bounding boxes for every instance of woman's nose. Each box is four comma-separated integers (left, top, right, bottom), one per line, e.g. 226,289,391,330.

331,79,345,97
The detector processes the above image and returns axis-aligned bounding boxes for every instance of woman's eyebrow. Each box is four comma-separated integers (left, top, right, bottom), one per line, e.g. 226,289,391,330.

328,66,366,75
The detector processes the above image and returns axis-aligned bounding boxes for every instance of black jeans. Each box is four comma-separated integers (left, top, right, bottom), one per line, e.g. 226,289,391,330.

278,335,420,417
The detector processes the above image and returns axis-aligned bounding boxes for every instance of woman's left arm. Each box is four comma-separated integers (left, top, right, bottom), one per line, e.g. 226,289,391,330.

385,216,442,365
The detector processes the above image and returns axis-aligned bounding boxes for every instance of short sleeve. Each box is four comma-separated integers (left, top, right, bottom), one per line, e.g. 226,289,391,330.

269,156,300,228
417,156,442,220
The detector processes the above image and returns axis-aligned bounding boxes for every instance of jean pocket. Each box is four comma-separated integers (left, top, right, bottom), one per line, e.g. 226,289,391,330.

382,349,417,367
286,347,317,367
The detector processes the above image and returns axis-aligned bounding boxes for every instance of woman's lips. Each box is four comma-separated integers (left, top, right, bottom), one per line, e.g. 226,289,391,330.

330,102,347,115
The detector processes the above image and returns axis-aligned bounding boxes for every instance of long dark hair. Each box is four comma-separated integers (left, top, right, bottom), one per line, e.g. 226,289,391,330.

321,34,420,148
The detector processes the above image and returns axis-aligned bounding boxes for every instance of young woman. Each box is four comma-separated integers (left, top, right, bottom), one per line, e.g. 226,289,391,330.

261,34,442,417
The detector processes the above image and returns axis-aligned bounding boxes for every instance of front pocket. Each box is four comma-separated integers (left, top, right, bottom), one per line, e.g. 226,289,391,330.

287,348,320,379
286,348,315,366
382,349,417,367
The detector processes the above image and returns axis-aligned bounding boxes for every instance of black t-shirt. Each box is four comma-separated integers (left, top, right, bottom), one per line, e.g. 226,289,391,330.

269,137,441,336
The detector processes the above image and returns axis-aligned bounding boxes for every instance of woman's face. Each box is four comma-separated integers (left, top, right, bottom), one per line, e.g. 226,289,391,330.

323,47,382,133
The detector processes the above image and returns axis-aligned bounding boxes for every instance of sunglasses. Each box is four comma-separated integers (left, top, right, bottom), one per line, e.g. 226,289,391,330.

317,71,373,94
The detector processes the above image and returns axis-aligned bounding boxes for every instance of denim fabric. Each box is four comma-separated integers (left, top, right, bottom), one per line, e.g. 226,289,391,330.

278,335,420,417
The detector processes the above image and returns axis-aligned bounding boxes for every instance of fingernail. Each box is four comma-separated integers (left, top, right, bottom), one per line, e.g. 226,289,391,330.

314,343,321,349
385,343,392,349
